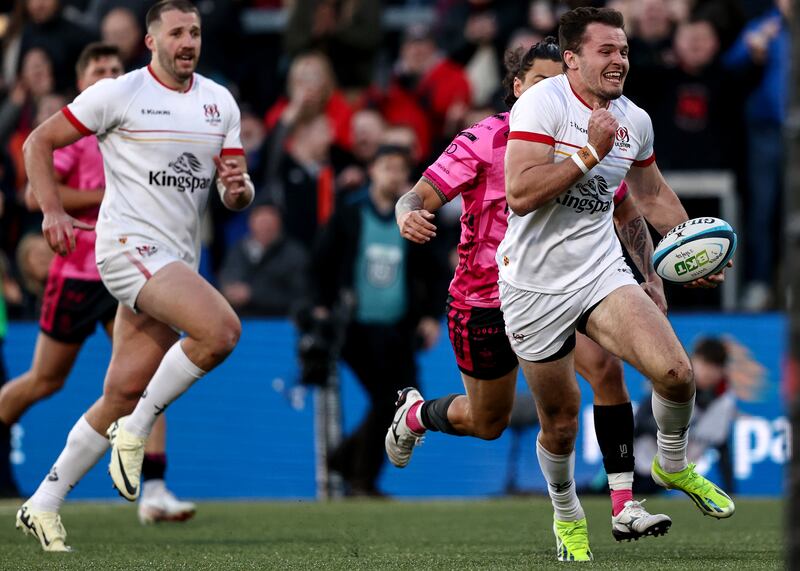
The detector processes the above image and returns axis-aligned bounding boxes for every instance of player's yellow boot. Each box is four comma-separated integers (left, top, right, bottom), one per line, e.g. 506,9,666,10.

651,458,735,518
16,501,71,552
107,416,146,501
553,517,593,562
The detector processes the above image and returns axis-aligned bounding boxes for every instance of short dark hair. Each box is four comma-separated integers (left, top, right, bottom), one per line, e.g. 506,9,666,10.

145,0,200,30
693,338,728,367
372,144,412,167
503,36,561,108
75,42,121,78
558,7,625,55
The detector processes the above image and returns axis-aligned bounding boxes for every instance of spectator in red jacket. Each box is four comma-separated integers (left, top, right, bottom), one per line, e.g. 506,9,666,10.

263,51,353,151
390,23,472,160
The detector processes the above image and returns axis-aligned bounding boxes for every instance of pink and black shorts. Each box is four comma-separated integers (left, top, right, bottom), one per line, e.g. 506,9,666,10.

40,275,117,343
446,296,518,380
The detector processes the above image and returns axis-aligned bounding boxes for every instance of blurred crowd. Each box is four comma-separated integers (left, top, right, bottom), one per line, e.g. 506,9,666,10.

0,0,791,323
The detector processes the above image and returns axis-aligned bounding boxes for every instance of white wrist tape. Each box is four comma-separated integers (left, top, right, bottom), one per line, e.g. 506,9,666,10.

571,153,589,174
585,143,600,162
217,172,255,207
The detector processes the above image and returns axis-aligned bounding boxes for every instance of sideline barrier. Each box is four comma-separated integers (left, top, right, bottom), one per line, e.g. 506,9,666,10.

4,313,786,499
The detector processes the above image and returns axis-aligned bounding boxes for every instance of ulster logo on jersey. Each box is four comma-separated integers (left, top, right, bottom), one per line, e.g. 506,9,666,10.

203,103,221,126
615,126,631,151
149,152,211,193
556,175,613,215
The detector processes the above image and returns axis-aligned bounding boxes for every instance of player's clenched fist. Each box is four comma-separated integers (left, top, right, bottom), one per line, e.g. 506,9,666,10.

398,210,437,244
587,103,619,159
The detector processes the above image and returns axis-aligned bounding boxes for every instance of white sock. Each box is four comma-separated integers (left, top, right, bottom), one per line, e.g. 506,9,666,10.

652,391,694,473
29,416,109,512
141,478,165,499
607,471,634,491
536,436,585,522
125,342,205,438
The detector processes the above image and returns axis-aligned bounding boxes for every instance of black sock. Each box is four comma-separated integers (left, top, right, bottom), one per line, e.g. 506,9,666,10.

142,453,167,481
0,420,18,492
420,395,461,435
0,420,11,466
594,403,635,474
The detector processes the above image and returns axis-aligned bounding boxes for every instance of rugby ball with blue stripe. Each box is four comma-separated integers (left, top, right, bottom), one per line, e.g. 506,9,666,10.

653,217,737,284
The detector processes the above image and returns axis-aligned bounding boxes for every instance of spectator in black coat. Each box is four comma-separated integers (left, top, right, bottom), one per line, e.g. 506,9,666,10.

219,199,309,317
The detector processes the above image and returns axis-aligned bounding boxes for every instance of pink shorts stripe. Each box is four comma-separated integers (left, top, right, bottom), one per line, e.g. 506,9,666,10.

39,270,67,332
124,252,153,279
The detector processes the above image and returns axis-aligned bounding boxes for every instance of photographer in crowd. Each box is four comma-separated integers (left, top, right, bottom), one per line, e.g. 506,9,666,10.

309,144,447,497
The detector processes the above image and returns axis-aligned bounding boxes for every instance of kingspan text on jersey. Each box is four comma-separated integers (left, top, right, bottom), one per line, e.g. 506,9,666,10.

148,171,211,193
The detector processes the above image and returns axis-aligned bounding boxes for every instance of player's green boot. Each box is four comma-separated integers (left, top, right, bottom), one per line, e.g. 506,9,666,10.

553,517,593,562
651,458,735,518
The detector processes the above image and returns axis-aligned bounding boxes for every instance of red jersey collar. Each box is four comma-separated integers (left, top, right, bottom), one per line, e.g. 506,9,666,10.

147,64,194,94
566,76,610,111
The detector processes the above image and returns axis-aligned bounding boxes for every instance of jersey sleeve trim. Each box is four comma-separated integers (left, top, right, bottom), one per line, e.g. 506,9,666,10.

421,172,450,204
632,153,656,167
61,107,94,136
508,132,555,146
613,180,629,206
220,148,245,156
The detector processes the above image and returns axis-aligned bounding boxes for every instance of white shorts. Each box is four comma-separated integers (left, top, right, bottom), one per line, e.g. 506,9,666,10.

498,257,637,362
96,236,191,311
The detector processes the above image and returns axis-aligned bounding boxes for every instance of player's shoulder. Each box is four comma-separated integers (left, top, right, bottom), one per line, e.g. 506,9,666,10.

193,73,237,103
468,112,508,130
80,68,145,99
514,75,568,112
612,94,652,129
112,67,151,91
455,112,507,151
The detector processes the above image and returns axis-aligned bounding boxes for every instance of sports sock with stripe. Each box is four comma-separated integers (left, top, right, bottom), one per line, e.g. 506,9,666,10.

125,342,205,438
29,416,109,512
536,436,585,522
652,391,694,473
608,473,635,516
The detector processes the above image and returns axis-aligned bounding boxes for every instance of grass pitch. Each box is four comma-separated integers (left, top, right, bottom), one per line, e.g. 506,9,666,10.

0,497,782,570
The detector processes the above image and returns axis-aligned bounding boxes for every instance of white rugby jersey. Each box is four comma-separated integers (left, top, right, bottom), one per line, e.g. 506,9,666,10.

497,74,655,293
62,65,243,267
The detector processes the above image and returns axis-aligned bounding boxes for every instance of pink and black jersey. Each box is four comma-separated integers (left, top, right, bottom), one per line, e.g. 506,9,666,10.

423,113,509,308
50,135,105,281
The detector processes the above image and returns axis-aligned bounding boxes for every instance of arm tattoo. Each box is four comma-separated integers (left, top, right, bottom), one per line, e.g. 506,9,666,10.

422,175,448,205
619,215,655,277
395,189,425,220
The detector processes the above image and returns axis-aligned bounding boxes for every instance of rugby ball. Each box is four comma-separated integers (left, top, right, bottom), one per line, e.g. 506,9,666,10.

653,217,737,284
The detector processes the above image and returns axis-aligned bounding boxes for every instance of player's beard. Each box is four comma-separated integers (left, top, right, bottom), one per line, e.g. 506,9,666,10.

158,48,197,83
587,66,627,101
